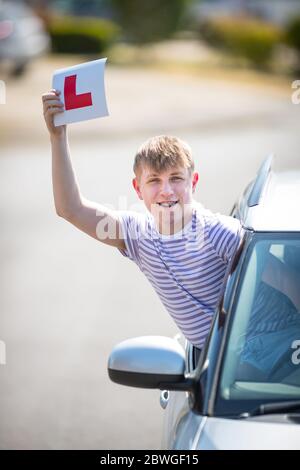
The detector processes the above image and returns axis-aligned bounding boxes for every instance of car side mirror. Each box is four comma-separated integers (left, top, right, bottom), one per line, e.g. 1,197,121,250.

107,336,195,392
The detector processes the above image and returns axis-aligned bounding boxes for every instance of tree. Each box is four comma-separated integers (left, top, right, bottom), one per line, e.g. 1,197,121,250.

111,0,190,43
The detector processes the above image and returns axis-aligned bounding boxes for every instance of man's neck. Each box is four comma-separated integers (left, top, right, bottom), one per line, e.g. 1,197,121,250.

157,204,194,236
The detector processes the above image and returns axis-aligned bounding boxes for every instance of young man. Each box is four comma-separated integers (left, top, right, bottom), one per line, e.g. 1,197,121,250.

42,89,243,350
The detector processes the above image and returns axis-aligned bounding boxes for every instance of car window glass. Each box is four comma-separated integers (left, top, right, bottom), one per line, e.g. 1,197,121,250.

219,236,300,403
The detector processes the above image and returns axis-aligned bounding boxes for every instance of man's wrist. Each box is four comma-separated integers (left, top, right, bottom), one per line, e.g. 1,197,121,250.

50,129,66,143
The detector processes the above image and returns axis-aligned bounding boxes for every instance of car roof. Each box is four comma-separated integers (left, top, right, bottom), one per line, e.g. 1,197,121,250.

237,156,300,232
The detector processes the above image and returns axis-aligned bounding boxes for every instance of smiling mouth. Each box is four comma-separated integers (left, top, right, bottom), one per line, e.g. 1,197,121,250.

157,200,179,208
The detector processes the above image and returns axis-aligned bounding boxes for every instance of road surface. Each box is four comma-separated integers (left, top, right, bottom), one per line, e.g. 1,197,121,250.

0,55,299,449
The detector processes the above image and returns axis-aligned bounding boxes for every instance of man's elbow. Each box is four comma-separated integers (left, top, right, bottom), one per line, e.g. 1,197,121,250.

55,207,73,220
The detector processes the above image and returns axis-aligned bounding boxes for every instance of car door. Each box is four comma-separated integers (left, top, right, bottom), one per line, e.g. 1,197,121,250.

160,338,193,449
160,340,206,450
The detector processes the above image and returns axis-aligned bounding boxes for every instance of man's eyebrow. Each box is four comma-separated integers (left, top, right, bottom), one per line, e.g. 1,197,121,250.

145,171,185,179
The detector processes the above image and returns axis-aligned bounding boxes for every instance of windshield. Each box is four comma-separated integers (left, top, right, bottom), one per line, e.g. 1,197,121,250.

217,233,300,414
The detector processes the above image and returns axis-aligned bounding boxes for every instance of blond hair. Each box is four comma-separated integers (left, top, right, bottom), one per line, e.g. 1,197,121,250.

133,135,194,177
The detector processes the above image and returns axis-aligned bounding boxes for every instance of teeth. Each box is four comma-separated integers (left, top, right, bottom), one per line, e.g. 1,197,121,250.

157,201,178,207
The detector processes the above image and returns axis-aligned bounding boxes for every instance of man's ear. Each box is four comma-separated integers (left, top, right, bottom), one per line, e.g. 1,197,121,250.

132,177,143,200
192,172,199,193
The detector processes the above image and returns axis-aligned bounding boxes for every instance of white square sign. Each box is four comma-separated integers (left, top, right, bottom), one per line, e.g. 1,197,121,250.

52,57,108,126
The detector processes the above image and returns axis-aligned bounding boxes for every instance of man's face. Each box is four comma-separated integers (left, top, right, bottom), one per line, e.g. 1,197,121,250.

132,165,199,233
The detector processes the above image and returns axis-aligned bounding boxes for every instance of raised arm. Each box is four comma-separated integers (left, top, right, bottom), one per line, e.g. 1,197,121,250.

42,90,125,250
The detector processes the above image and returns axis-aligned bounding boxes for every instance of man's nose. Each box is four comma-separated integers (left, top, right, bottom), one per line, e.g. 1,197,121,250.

160,180,174,196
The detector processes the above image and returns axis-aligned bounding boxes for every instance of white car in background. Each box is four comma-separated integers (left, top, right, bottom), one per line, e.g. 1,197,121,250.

0,0,50,76
108,156,300,450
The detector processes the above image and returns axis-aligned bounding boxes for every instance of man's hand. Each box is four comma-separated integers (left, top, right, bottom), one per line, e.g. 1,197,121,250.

42,89,66,137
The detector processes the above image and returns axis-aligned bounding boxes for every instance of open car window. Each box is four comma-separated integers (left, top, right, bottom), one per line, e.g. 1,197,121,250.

217,234,300,414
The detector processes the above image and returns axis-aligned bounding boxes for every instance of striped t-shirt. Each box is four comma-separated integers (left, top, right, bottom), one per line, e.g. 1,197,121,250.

118,203,243,348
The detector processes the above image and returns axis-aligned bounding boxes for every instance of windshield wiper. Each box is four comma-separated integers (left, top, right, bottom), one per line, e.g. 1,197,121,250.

239,400,300,418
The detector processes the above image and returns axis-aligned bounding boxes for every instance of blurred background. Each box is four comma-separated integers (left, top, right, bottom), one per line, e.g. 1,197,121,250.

0,0,300,450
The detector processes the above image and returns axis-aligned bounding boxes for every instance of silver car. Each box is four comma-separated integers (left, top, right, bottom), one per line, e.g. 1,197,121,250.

0,0,50,76
108,156,300,450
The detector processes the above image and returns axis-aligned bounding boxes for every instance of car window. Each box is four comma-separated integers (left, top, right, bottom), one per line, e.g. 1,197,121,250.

219,234,300,407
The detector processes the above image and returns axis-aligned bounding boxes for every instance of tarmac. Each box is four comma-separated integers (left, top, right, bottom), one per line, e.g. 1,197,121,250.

0,50,299,449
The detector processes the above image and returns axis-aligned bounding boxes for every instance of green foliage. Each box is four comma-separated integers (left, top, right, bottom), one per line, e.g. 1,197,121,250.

48,16,120,54
199,16,282,68
285,16,300,53
111,0,190,43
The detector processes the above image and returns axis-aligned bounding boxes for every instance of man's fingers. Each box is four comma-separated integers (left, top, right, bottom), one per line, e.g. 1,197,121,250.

44,107,64,118
42,90,61,102
42,90,65,136
42,92,55,102
43,99,64,111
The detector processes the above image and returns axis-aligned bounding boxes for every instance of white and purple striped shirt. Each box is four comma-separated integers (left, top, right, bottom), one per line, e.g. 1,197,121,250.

118,203,243,348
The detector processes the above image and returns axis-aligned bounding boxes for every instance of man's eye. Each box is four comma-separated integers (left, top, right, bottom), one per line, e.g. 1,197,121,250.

148,179,159,183
171,177,183,181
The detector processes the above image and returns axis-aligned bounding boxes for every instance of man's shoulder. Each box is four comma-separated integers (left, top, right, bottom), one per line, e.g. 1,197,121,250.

118,209,154,237
193,202,235,224
118,209,151,223
193,203,242,234
193,202,212,221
